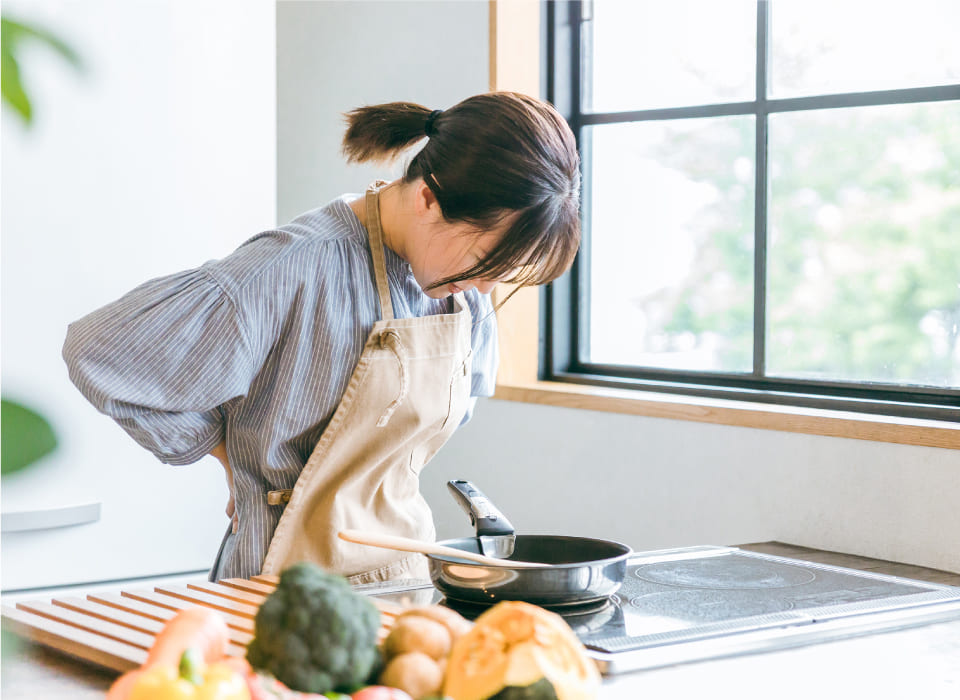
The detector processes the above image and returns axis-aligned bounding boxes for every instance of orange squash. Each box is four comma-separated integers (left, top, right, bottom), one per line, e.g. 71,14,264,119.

442,601,600,700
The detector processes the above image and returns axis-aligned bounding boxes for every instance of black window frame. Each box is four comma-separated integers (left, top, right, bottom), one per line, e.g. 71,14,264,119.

541,0,960,422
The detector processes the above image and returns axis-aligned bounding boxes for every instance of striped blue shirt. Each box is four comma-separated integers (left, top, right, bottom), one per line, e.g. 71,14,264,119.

62,195,499,579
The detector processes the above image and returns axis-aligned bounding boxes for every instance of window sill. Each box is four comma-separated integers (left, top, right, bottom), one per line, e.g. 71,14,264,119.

492,379,959,449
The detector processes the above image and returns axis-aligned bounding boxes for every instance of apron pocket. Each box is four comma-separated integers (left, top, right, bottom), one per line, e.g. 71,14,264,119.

440,351,472,431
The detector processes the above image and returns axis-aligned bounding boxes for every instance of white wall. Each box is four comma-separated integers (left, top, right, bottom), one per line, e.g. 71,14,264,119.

424,402,960,573
277,0,490,221
276,0,960,575
1,0,276,589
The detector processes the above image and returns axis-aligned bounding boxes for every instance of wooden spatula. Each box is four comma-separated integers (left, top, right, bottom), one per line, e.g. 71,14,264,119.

337,530,549,569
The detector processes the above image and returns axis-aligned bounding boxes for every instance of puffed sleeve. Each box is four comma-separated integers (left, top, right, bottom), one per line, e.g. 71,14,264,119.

62,268,257,465
460,289,500,425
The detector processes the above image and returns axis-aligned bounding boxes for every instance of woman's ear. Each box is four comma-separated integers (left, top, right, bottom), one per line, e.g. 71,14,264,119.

414,177,441,219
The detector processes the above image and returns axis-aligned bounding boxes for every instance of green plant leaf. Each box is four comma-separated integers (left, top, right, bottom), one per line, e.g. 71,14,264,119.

1,399,58,476
0,16,83,126
1,17,83,69
1,49,31,123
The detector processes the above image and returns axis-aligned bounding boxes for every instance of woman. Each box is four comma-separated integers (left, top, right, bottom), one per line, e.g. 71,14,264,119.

63,92,580,583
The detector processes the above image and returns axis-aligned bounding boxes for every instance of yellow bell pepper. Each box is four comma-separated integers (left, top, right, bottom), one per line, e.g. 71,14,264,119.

129,648,250,700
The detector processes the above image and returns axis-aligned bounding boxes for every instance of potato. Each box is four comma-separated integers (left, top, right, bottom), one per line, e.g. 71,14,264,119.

397,605,472,643
385,615,452,661
379,651,443,700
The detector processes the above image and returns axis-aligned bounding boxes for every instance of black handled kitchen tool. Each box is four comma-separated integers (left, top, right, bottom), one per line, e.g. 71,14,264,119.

447,479,516,559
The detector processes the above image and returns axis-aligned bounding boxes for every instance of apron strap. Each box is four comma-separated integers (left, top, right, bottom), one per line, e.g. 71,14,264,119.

376,329,408,427
365,182,395,321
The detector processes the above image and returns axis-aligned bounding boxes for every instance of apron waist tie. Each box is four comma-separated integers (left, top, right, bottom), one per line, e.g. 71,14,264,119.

267,489,293,506
377,329,408,427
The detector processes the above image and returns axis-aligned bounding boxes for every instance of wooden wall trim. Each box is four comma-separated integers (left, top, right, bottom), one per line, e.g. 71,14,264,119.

488,0,543,386
493,382,959,450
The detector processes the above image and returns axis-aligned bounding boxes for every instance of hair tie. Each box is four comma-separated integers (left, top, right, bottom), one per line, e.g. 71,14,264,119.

424,110,442,137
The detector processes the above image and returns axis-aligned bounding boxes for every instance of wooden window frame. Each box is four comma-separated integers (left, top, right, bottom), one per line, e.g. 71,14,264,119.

488,0,959,450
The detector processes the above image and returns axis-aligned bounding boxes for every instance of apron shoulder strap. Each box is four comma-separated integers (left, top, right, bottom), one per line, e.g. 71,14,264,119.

365,182,395,321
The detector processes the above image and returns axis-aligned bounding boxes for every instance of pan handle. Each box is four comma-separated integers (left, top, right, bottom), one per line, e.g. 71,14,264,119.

447,480,515,537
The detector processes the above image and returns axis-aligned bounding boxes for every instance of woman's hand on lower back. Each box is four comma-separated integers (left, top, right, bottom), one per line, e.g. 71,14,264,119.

211,440,238,534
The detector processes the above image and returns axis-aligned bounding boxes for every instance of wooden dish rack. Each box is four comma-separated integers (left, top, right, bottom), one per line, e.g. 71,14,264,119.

1,575,404,674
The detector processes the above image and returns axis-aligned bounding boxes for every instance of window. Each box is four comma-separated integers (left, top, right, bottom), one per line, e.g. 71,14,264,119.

544,0,960,420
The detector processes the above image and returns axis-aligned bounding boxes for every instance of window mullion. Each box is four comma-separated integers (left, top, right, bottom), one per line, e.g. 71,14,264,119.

754,0,770,378
572,1,588,369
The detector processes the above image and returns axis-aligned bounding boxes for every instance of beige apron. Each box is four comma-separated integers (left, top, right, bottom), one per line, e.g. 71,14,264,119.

260,182,474,584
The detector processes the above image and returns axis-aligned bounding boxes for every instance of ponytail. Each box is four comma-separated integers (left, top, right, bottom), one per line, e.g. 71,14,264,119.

341,102,436,164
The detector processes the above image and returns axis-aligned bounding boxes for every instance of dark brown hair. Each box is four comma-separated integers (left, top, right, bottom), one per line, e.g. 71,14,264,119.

342,92,581,290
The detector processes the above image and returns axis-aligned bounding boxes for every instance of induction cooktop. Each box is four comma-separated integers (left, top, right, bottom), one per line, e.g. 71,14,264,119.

360,545,960,675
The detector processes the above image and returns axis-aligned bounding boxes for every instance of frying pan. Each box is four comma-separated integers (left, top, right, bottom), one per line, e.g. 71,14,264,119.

427,480,632,607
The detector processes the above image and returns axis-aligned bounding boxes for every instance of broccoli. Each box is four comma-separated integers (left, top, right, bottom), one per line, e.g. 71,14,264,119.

246,562,382,694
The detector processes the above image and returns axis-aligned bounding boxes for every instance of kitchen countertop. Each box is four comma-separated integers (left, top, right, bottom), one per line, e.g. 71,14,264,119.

5,612,960,699
2,641,115,700
4,543,960,700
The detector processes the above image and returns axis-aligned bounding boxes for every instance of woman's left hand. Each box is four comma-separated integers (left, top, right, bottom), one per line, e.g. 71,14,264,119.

210,441,238,534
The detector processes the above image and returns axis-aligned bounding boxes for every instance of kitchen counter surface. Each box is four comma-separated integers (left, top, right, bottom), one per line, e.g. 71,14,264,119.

5,612,960,699
602,614,960,699
4,543,960,699
2,641,115,699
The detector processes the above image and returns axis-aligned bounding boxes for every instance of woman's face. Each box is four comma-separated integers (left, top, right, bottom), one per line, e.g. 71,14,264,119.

411,222,509,299
406,182,518,299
